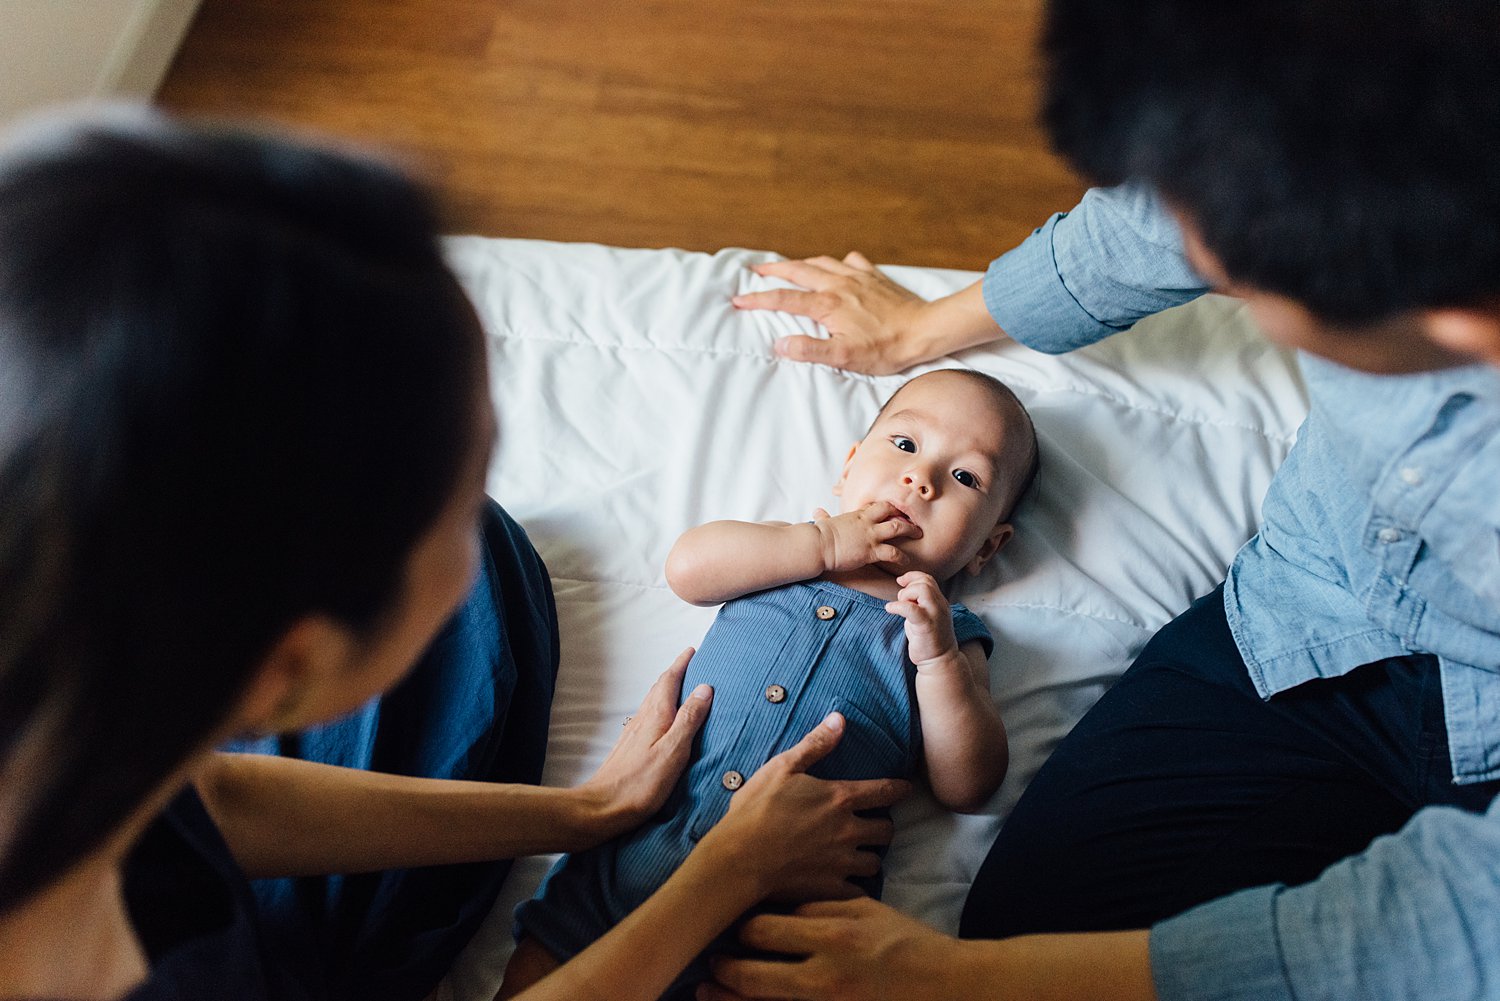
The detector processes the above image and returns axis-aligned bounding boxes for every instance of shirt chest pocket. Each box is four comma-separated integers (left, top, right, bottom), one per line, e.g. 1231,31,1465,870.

806,697,912,782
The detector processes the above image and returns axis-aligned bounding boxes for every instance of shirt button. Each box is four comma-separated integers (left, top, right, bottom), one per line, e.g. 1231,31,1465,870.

815,605,837,620
765,684,787,703
721,770,744,791
1399,467,1424,486
1378,527,1402,544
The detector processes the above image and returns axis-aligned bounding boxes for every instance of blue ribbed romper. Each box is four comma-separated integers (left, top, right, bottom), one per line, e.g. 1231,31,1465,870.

514,578,992,993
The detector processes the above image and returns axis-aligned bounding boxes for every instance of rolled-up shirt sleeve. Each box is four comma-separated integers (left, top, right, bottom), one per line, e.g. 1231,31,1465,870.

983,182,1210,354
1151,796,1500,1001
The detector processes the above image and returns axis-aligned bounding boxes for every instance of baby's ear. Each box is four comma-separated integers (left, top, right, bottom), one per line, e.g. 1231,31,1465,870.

832,442,859,496
965,522,1015,577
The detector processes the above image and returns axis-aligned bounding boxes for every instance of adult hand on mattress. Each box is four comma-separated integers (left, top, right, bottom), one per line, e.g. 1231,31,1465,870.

574,648,712,841
700,711,908,903
732,252,930,375
697,897,957,1001
812,502,922,573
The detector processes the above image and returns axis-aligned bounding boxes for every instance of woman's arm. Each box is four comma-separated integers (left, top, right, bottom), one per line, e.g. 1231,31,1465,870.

515,714,911,1001
732,254,1005,375
197,651,710,879
665,504,920,606
699,897,1155,1001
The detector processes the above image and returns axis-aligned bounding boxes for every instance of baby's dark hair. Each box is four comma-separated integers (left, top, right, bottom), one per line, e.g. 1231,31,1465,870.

872,370,1039,522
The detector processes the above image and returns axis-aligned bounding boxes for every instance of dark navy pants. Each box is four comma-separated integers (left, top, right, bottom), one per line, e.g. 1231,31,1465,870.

960,585,1500,938
228,500,559,1001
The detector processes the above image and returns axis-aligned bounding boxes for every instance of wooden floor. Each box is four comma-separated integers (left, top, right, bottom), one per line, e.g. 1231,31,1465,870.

157,0,1085,271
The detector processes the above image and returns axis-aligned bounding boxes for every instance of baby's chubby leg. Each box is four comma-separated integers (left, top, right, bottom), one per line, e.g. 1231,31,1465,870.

494,937,562,1000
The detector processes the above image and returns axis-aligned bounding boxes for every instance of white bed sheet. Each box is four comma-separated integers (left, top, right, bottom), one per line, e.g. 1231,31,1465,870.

438,238,1310,1000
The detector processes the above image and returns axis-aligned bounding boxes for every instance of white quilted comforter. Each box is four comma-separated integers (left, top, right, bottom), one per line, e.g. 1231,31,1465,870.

437,238,1309,999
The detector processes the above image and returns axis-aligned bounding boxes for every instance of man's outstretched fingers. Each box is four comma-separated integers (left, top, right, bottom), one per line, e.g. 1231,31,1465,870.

731,287,822,315
772,334,845,367
749,258,839,290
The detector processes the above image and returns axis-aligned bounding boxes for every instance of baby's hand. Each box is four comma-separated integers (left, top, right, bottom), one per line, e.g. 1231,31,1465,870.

811,502,922,573
885,571,961,670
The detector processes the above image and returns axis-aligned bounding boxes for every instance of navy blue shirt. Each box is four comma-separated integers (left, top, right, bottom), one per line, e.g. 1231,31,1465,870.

121,788,303,1001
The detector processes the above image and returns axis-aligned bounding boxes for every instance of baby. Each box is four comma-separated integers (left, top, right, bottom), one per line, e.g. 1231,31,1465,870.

500,368,1038,999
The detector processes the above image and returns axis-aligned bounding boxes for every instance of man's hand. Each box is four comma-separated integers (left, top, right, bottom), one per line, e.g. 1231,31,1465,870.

697,897,959,1001
812,503,922,574
884,571,960,669
732,252,931,375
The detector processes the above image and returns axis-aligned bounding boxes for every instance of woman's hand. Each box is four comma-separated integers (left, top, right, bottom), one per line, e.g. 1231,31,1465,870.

732,252,933,375
574,648,712,838
697,897,959,1001
700,712,910,903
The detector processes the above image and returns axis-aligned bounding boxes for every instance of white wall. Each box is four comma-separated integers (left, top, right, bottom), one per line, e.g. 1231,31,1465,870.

0,0,204,125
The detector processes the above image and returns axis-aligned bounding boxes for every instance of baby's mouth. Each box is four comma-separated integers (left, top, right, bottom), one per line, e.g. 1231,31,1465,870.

887,502,918,528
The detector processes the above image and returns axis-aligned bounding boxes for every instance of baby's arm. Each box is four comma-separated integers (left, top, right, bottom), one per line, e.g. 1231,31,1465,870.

886,572,1008,813
665,502,921,606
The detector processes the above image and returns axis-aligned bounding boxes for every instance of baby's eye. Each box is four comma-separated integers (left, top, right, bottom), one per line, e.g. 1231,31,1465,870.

953,469,980,489
890,436,916,453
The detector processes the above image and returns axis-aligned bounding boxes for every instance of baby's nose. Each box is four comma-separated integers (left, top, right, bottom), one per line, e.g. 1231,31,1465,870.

903,474,933,497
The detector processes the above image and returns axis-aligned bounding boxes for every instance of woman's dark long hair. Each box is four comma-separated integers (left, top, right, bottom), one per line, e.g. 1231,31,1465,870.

0,110,483,911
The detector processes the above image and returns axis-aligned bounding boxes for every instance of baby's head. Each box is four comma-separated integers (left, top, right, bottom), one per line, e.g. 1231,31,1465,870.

834,369,1038,583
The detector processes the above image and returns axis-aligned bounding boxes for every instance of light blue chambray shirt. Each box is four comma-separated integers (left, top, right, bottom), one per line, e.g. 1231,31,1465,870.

982,183,1500,1001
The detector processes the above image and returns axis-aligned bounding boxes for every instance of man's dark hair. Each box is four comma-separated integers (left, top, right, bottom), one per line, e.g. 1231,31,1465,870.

1041,0,1500,325
0,111,482,911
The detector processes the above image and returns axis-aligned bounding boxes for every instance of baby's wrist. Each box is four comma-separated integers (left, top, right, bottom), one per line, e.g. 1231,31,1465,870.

808,518,838,574
911,647,966,677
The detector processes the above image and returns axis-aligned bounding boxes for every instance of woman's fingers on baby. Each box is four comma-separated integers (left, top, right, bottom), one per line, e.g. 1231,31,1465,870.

854,815,896,847
667,683,714,748
694,983,745,1001
840,776,911,813
638,648,695,719
769,712,846,775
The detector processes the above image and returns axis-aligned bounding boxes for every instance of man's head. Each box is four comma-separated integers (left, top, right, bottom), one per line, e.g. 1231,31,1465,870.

1041,0,1500,371
835,370,1039,582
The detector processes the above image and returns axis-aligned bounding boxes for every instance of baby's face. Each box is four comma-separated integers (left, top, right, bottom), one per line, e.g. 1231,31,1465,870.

835,372,1026,583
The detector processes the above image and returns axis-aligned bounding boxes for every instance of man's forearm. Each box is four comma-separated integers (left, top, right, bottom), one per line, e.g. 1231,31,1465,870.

905,280,1009,364
196,752,622,879
952,930,1157,1001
